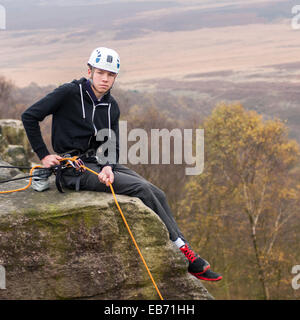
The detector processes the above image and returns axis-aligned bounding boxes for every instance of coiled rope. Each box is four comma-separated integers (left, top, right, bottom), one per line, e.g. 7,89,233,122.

0,165,43,194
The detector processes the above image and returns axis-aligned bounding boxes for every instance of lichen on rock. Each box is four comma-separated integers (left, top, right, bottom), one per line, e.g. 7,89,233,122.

0,177,213,300
0,119,33,167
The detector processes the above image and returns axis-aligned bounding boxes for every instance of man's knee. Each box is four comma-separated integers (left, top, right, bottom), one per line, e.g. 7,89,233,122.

136,181,151,194
149,184,167,201
136,181,166,203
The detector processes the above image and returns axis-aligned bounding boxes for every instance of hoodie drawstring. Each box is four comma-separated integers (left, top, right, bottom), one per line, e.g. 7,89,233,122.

79,84,86,119
82,85,112,139
108,103,112,139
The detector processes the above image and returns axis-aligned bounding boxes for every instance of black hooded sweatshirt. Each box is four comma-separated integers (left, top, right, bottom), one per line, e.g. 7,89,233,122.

21,77,120,169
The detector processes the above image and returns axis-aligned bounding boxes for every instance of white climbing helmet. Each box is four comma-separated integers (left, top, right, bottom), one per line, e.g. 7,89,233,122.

88,47,120,74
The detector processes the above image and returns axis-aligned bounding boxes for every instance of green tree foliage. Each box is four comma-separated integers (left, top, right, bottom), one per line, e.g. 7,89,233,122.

179,103,300,299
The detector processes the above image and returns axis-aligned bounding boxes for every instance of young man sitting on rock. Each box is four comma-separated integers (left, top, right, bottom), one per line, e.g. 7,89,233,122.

22,47,222,282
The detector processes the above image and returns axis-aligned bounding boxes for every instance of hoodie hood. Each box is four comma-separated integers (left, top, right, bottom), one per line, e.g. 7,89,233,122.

71,77,111,104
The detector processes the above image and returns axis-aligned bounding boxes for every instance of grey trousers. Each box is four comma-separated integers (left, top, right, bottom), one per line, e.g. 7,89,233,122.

61,162,186,242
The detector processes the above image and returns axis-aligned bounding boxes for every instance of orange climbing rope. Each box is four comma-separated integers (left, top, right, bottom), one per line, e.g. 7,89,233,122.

0,157,164,300
0,165,42,194
68,159,164,300
82,164,164,301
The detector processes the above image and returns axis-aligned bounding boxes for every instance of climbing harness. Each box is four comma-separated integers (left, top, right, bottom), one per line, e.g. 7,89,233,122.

0,157,164,300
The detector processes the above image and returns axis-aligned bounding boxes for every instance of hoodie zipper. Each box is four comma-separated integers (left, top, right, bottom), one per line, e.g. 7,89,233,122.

83,88,112,143
86,90,99,136
79,83,113,150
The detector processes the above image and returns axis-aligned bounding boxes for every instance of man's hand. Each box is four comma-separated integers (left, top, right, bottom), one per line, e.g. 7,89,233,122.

41,154,62,168
98,166,114,186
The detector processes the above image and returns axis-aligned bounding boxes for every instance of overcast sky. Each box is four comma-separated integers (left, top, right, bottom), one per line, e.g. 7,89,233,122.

0,0,295,31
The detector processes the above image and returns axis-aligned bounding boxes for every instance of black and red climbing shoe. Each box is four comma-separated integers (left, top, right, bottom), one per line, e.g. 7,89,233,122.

180,244,210,274
180,244,222,281
190,269,223,281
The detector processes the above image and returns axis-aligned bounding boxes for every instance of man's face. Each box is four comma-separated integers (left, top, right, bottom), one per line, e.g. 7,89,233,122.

88,68,117,95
